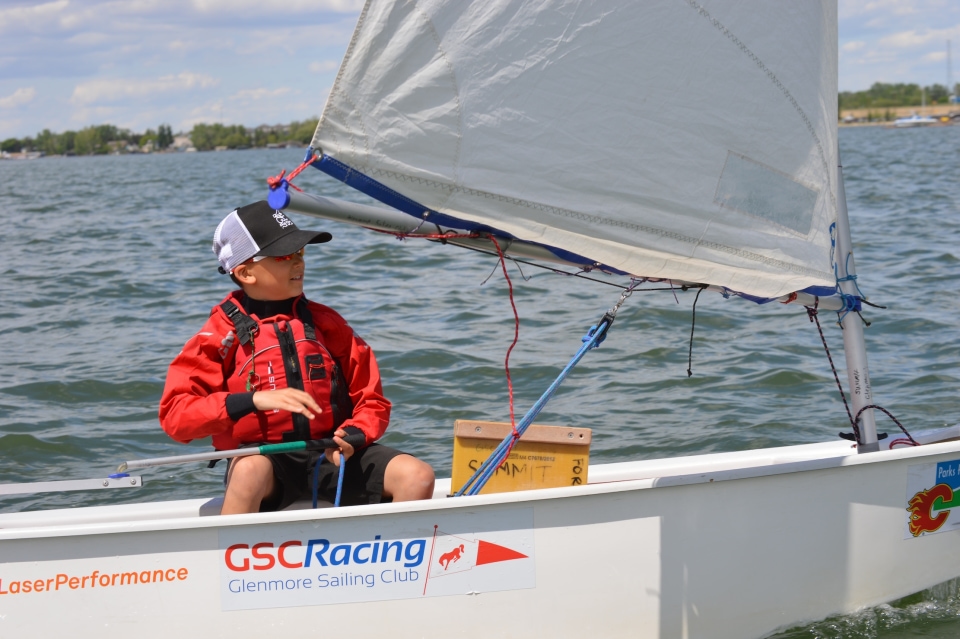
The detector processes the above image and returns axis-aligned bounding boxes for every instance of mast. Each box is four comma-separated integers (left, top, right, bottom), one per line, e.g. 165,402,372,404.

834,154,878,452
949,40,955,103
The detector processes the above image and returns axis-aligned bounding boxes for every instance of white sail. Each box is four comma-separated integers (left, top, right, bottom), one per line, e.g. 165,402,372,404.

314,0,838,298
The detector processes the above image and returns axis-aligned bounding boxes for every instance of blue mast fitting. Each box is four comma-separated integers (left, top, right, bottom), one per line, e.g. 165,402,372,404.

268,148,325,210
267,180,291,210
455,318,612,497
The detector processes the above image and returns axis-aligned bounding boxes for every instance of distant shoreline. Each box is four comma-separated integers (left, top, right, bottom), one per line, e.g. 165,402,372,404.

4,112,958,161
0,146,309,161
840,103,959,126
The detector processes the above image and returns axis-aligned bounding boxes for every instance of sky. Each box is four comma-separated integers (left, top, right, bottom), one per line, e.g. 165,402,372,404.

1,0,959,139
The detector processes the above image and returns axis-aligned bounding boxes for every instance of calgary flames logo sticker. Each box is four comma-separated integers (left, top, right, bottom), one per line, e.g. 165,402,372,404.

907,483,953,537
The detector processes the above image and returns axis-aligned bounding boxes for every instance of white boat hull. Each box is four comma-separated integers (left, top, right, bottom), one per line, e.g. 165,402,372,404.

3,439,960,638
893,115,938,127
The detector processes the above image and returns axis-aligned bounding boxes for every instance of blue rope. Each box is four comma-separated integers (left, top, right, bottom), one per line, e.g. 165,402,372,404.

311,453,348,508
455,319,611,497
829,223,864,325
334,455,346,507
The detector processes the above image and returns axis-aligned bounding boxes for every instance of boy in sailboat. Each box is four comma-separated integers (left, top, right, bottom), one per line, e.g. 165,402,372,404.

159,201,435,514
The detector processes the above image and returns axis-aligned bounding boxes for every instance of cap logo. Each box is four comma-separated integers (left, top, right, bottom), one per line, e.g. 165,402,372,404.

272,211,294,229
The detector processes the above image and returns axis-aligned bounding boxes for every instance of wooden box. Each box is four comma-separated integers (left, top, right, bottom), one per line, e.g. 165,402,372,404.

451,420,591,495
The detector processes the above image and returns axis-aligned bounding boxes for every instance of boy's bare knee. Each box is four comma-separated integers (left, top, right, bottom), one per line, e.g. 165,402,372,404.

412,461,435,494
222,456,276,514
384,456,435,502
228,456,272,484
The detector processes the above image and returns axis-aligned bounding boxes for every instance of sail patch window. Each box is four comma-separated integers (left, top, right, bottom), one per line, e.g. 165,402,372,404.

714,152,819,235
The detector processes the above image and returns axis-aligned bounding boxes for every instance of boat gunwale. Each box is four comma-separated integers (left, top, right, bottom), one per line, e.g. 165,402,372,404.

3,437,960,541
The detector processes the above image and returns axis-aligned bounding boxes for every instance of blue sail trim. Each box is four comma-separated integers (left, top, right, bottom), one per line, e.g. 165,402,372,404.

300,153,833,304
314,154,495,234
737,285,838,304
310,154,625,273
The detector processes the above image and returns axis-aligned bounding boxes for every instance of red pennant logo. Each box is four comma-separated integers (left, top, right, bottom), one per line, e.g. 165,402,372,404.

475,540,528,566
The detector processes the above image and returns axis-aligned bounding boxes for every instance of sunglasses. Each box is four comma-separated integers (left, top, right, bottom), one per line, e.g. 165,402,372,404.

249,247,305,263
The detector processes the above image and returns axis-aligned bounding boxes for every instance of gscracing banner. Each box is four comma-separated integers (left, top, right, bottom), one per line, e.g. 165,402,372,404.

905,458,960,539
218,507,535,610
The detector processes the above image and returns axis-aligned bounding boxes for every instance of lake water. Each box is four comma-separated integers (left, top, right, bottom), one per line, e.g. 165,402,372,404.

1,125,958,637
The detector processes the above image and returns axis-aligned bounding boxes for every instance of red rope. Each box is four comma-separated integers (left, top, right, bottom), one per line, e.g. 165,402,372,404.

371,229,479,241
266,152,320,193
375,228,521,431
889,438,918,449
487,236,521,431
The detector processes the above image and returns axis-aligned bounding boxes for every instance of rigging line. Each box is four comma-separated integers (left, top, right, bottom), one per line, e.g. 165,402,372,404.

488,235,521,429
267,150,321,194
379,231,718,296
445,241,626,288
480,257,501,286
460,283,633,496
457,316,615,497
854,405,918,447
478,250,531,285
805,300,859,442
686,286,706,377
513,258,532,282
372,227,521,429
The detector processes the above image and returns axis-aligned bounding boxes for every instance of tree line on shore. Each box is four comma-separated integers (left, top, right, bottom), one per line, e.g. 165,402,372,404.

840,82,959,111
4,81,958,156
1,119,319,156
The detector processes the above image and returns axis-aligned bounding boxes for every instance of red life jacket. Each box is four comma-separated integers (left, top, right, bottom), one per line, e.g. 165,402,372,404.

218,298,353,448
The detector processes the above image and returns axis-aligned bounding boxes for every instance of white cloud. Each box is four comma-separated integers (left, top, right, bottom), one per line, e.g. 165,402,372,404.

190,0,363,13
230,87,291,101
0,87,36,109
839,0,920,20
0,117,23,134
842,41,866,52
0,1,69,34
70,73,218,105
66,31,112,47
309,60,339,74
69,105,120,125
881,29,938,49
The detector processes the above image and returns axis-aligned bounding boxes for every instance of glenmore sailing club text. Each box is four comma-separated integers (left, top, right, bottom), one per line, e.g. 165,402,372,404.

225,535,425,592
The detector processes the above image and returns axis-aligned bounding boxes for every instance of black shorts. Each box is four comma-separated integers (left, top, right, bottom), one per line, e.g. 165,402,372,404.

226,443,407,512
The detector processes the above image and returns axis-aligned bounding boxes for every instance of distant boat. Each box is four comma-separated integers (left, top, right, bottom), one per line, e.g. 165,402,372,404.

893,113,938,127
894,86,938,127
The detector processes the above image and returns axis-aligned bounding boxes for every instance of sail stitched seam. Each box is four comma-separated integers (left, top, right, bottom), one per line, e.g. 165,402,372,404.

683,0,836,213
365,166,832,280
314,0,374,153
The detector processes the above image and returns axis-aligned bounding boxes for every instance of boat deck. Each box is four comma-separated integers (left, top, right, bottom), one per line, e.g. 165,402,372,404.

0,439,857,531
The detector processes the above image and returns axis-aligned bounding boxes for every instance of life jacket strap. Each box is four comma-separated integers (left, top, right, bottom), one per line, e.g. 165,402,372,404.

296,297,317,341
217,296,357,441
296,298,354,430
220,300,259,346
275,321,312,442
